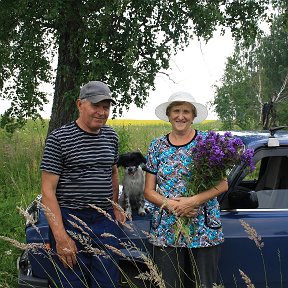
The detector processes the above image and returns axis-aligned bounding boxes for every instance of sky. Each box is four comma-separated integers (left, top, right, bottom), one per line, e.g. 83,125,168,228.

0,30,235,120
120,30,235,120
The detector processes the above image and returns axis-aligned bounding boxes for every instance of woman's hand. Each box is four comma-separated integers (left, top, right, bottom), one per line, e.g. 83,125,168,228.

168,196,199,217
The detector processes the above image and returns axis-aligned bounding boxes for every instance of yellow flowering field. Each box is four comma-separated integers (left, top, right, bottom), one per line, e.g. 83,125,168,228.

107,119,216,126
107,119,170,126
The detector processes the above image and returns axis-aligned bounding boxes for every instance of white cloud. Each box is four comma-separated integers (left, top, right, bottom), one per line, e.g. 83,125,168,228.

120,30,234,120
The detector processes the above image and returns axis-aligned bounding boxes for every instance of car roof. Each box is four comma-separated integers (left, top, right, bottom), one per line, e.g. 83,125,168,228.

219,129,288,150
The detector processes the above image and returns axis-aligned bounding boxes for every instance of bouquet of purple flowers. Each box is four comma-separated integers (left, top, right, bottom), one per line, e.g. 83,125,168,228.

174,130,255,243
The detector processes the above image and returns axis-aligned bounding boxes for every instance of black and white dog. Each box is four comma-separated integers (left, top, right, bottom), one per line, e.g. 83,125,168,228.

117,151,147,217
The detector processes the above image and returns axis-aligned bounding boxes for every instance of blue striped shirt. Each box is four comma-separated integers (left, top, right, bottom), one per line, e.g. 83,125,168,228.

40,121,119,209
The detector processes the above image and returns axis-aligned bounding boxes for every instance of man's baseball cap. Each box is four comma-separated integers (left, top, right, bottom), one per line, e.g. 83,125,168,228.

79,81,116,105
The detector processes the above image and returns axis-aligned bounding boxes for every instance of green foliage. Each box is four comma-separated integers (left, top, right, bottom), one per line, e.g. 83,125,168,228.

212,10,288,130
0,198,26,287
0,0,271,133
213,47,261,130
0,124,44,286
0,120,47,286
0,121,46,199
114,126,132,155
0,123,44,286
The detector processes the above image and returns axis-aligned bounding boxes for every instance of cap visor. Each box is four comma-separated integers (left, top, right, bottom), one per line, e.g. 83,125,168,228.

88,95,116,105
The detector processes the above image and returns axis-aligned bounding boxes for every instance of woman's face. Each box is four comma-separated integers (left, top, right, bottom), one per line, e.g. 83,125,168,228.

168,102,195,132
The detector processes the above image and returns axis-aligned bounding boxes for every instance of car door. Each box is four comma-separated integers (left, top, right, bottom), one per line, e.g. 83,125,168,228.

218,146,288,288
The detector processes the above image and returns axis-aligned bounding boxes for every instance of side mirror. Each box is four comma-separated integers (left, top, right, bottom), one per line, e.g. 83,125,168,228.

228,188,258,209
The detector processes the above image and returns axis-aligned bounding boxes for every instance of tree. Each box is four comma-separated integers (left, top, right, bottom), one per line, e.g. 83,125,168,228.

212,45,261,130
257,14,288,129
0,0,270,134
212,8,288,130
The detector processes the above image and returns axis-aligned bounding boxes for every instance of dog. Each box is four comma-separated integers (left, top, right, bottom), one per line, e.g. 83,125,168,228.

117,151,147,217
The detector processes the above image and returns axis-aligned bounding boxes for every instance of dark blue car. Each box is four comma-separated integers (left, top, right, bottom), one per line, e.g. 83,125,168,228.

18,127,288,288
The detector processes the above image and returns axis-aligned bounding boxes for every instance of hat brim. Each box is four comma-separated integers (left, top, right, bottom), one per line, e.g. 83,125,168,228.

87,95,116,105
155,101,208,124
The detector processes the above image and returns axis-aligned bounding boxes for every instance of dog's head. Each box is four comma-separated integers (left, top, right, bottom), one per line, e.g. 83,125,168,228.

117,152,146,176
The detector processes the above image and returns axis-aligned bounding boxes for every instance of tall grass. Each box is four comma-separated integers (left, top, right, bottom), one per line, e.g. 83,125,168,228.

0,120,48,286
0,119,221,287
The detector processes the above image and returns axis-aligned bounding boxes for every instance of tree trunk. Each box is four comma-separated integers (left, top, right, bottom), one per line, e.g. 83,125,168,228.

47,4,82,136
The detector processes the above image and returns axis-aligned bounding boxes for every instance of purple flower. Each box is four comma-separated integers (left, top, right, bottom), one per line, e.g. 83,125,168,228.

186,131,255,196
174,130,255,243
241,148,255,171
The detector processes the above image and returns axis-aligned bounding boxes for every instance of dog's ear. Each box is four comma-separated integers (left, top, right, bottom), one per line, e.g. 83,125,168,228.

134,152,147,165
117,154,127,167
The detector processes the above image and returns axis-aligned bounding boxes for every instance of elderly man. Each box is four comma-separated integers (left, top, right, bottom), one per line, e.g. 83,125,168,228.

41,81,125,287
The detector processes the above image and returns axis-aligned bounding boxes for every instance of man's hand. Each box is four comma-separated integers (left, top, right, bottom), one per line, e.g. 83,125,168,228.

55,235,78,268
113,206,126,224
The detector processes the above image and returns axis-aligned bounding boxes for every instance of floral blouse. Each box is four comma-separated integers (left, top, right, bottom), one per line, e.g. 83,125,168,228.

145,130,224,248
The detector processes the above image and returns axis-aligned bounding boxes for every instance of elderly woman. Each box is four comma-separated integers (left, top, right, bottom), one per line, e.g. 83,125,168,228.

144,91,228,288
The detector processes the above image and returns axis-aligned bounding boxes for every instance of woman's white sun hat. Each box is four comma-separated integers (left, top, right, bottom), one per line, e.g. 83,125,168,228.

155,91,208,124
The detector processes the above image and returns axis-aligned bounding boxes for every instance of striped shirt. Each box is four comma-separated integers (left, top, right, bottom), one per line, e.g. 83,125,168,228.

40,121,119,210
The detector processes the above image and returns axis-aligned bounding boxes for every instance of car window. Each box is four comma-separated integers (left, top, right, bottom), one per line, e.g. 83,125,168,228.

224,154,288,210
257,189,288,208
243,155,288,190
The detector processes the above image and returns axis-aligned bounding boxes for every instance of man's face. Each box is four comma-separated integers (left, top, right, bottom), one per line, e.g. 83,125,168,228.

77,99,111,133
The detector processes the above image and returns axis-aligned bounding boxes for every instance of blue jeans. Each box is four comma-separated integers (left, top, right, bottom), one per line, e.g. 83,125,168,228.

47,208,121,288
